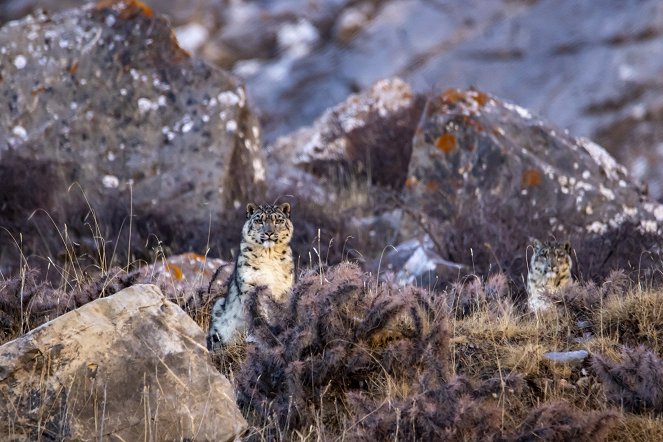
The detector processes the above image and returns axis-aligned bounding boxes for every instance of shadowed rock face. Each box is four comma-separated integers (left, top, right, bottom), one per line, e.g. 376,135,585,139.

0,284,246,441
0,1,265,271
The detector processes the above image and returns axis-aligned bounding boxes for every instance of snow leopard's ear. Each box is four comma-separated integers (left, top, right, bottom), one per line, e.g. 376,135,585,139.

531,239,542,251
246,203,258,218
563,241,571,253
278,202,291,218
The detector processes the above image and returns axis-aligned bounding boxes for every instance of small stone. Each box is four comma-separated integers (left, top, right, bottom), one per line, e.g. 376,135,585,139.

543,350,589,365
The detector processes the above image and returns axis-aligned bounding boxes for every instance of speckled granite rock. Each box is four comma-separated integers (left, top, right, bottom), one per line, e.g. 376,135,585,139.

0,1,265,269
403,89,663,285
0,284,246,441
268,78,424,194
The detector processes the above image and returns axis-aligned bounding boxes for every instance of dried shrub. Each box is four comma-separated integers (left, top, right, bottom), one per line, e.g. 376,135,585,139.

0,262,213,337
0,266,143,332
234,262,449,432
596,288,663,353
348,375,524,441
574,221,663,287
447,272,511,318
549,270,630,328
511,401,618,442
593,346,663,413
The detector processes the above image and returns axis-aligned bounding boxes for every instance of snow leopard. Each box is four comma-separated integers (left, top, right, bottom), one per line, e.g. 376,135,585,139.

527,239,572,312
207,202,294,349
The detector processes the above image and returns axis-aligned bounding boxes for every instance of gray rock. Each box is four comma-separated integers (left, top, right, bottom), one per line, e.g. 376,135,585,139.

184,0,663,202
0,284,247,441
268,77,424,192
543,350,590,365
0,2,265,269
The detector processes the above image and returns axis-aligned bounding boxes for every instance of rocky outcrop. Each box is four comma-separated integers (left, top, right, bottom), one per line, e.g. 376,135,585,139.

403,88,663,286
0,1,265,271
268,78,424,196
0,284,246,441
5,1,662,199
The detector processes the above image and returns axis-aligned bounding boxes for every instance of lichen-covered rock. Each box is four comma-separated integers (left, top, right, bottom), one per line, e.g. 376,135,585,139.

403,89,663,286
269,77,424,194
0,1,265,270
142,252,232,310
0,284,246,441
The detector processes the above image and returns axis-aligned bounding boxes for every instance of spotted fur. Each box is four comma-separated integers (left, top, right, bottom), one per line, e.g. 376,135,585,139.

527,239,573,312
208,203,294,348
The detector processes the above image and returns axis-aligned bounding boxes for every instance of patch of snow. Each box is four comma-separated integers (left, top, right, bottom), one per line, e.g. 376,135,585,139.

654,205,663,222
252,158,266,182
217,91,240,107
599,184,615,201
175,22,209,53
640,219,658,233
181,120,194,134
580,138,625,180
137,97,155,114
277,19,319,58
102,175,119,189
503,101,532,119
12,125,27,140
14,55,27,69
226,120,237,133
587,221,607,234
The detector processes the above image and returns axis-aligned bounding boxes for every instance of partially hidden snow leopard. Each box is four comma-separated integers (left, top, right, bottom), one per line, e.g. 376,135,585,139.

527,239,573,312
207,202,294,349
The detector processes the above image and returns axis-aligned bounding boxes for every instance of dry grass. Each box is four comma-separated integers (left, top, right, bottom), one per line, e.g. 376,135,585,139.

3,197,663,441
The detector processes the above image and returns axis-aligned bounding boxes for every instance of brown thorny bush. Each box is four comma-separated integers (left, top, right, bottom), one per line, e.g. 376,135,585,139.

230,262,621,440
593,346,663,414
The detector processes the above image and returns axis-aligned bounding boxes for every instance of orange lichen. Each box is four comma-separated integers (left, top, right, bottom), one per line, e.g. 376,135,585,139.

405,176,419,188
435,133,457,154
426,180,440,192
522,168,542,188
473,91,490,107
441,88,464,105
165,263,184,280
96,0,154,19
68,61,79,75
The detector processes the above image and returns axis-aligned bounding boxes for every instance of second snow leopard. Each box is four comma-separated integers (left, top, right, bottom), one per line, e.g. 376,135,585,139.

208,202,294,348
527,239,573,312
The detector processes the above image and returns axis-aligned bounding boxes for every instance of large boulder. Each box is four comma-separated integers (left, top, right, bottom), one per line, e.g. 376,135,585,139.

0,1,265,271
267,78,424,260
0,284,246,441
402,89,663,286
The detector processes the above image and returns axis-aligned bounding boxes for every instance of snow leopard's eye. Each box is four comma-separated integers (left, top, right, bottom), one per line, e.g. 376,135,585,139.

275,218,283,224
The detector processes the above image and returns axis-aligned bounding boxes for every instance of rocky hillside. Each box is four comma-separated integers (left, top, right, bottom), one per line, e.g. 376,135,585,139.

1,1,663,440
